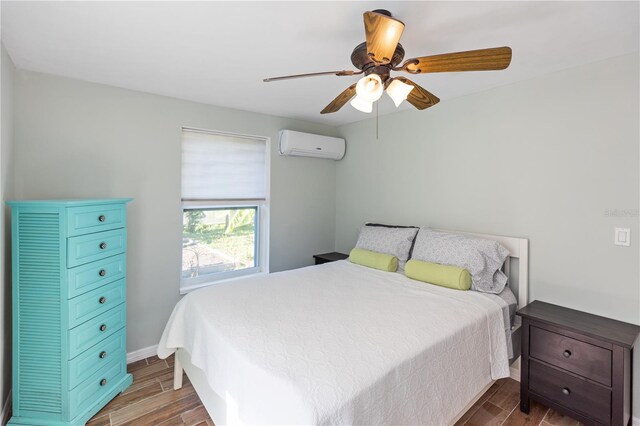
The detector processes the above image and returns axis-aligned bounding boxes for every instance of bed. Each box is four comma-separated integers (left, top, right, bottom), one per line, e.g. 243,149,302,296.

158,230,528,425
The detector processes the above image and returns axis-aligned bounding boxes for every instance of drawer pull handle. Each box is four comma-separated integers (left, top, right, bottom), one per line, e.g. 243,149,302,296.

562,387,571,396
98,215,106,222
99,242,107,250
99,269,106,277
99,296,107,304
99,351,107,359
100,378,107,386
99,324,107,332
563,350,572,358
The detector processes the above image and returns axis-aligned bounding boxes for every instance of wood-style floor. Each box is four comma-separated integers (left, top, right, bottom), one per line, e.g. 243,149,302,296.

87,355,212,426
453,378,584,426
87,356,583,426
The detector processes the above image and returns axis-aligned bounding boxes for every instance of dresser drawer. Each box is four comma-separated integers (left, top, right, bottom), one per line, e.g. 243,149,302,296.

530,325,612,386
69,303,126,359
67,253,126,299
68,332,126,390
67,204,126,237
530,360,611,424
68,279,126,328
69,356,126,419
67,228,126,268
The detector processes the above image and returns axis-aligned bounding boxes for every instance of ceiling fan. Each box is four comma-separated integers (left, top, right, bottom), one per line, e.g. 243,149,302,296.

264,9,512,114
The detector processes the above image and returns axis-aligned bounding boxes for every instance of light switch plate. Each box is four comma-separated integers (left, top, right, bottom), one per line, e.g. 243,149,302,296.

614,228,630,246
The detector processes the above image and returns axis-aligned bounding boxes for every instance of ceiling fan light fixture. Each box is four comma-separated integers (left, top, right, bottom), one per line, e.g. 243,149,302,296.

263,9,511,115
350,95,373,113
386,79,414,107
355,74,383,102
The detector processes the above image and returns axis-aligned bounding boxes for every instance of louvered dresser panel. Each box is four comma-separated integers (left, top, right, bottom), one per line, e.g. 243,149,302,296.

8,199,133,426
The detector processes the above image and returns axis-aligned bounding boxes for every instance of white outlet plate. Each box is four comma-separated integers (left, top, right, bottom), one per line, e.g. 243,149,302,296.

614,228,631,246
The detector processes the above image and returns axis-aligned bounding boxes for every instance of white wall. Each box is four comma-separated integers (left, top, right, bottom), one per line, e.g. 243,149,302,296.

335,53,640,414
0,43,15,413
12,70,339,352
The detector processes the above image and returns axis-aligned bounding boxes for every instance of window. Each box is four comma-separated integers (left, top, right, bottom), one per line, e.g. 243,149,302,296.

181,128,269,292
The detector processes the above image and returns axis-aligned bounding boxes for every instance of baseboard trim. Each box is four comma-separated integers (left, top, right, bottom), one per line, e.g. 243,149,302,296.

1,390,12,426
509,366,520,381
509,357,521,382
632,416,640,426
127,344,158,364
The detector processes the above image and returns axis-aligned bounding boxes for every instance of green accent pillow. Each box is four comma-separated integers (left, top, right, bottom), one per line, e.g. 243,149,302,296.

349,248,398,272
405,259,472,290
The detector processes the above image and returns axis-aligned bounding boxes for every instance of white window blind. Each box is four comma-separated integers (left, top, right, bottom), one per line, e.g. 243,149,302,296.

181,129,267,201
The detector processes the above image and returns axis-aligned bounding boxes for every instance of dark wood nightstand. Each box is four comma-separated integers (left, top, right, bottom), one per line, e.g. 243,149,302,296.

517,300,640,426
313,252,349,265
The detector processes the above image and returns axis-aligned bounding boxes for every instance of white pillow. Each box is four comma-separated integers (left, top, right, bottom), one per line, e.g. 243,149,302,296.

411,228,510,294
355,225,419,271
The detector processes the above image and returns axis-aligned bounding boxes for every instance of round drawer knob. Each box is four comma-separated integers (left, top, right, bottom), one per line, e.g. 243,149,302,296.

562,387,571,395
100,378,107,386
98,215,106,222
563,350,572,358
99,351,107,359
99,269,106,277
99,296,107,304
99,242,107,250
99,324,107,332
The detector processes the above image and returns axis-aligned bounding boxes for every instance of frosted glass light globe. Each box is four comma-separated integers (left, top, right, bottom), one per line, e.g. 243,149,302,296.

355,74,383,103
350,95,373,113
386,79,414,107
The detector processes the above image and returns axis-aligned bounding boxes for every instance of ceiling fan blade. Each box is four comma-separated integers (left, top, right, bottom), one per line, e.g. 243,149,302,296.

321,83,357,114
263,70,361,82
364,11,405,64
394,77,440,110
401,47,512,74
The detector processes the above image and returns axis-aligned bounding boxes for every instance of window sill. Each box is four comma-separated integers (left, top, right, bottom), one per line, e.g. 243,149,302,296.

180,271,268,295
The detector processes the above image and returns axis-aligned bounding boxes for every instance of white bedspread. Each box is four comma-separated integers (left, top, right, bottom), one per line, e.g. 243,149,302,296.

158,261,509,425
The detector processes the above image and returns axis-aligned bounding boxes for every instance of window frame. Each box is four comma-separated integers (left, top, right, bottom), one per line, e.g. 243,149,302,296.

180,128,270,294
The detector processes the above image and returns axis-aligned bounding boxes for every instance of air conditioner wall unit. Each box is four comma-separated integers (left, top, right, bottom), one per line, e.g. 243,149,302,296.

278,130,345,160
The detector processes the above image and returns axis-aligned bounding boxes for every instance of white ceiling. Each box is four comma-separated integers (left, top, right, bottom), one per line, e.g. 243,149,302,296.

2,1,638,125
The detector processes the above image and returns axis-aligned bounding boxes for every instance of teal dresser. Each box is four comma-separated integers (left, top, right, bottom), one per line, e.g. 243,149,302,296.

7,199,133,425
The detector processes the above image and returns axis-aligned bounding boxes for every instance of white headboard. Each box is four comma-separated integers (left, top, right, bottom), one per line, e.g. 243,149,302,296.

436,229,529,308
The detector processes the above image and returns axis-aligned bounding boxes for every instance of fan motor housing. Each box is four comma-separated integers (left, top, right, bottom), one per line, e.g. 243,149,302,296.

350,42,405,75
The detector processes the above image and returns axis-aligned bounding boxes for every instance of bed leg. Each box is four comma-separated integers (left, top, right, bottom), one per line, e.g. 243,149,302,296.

173,355,183,390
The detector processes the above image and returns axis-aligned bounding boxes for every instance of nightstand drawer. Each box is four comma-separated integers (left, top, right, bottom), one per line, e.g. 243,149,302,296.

530,360,611,424
67,204,126,237
68,303,126,359
67,228,126,267
530,325,612,386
